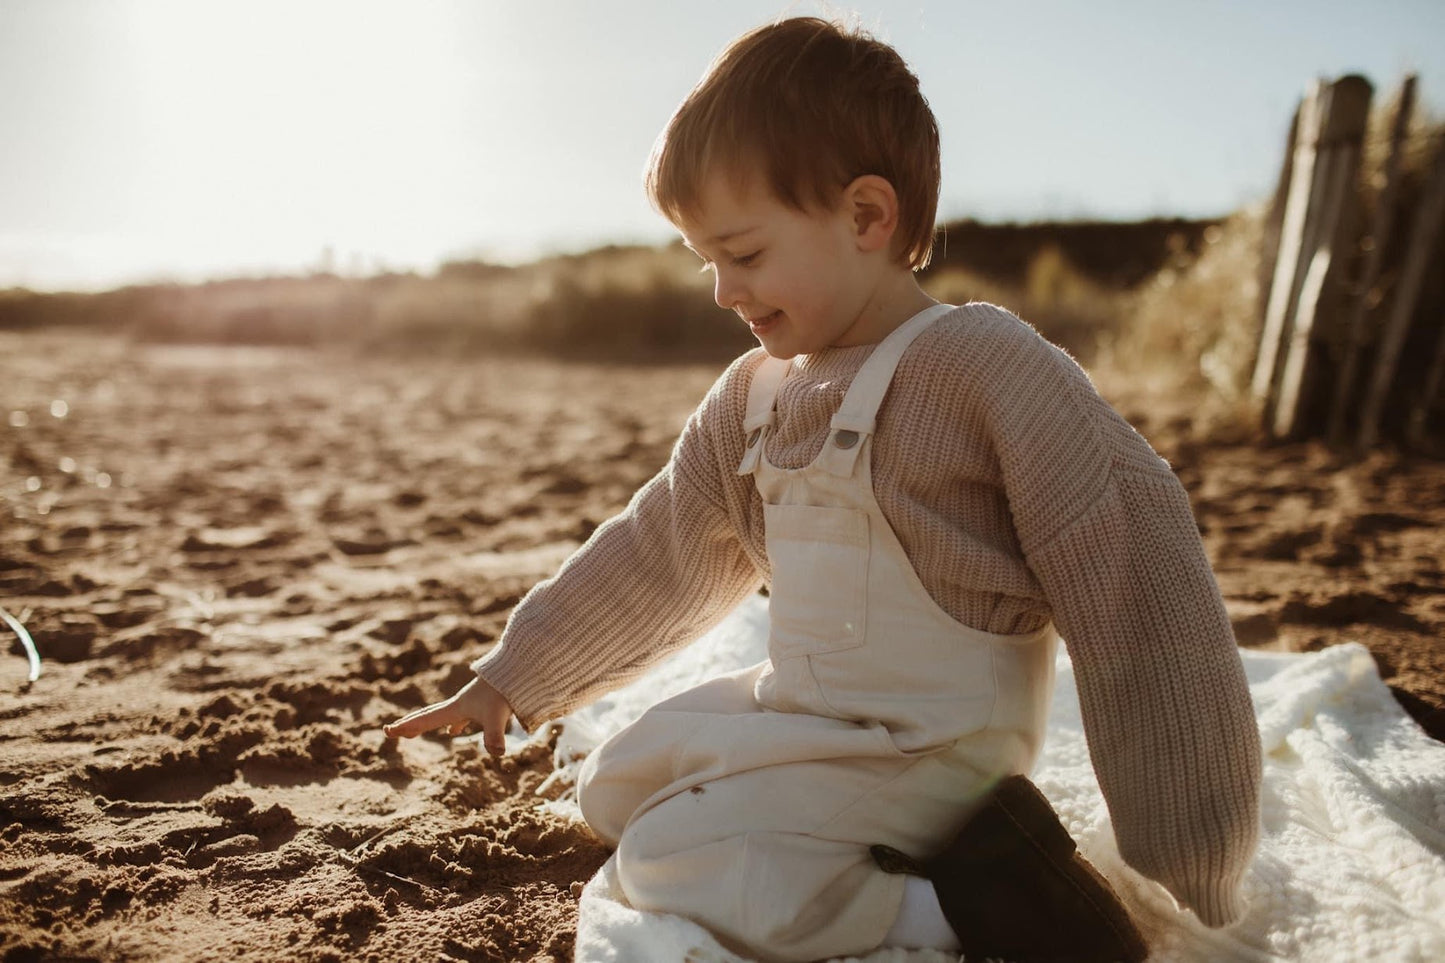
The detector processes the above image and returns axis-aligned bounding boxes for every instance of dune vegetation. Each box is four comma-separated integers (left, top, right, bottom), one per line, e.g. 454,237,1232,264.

0,216,1233,377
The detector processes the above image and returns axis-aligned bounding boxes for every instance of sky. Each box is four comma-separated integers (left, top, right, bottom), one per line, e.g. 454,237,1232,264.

2,0,1443,291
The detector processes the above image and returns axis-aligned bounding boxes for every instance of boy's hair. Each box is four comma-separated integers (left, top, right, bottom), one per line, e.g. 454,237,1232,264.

646,16,941,271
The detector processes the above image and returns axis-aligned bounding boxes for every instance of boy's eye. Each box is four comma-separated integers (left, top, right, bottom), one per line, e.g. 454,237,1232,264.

694,251,761,274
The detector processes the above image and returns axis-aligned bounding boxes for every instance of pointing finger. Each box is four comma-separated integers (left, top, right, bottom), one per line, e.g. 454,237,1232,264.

480,705,510,757
384,702,460,739
481,730,506,756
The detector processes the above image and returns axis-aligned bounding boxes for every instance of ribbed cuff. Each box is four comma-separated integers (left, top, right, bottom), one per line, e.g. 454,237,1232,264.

471,645,551,733
1174,871,1248,928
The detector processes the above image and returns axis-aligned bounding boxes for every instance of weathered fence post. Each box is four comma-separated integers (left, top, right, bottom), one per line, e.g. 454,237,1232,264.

1329,75,1417,444
1357,134,1445,451
1255,104,1300,356
1251,75,1373,438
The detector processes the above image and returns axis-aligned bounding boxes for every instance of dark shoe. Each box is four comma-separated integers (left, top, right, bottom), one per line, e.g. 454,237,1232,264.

872,775,1148,963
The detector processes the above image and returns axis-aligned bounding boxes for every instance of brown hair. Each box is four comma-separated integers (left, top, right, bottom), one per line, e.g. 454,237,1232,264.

645,16,941,270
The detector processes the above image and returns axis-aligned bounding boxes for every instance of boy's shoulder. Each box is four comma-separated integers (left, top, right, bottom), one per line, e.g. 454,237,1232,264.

685,346,770,444
922,302,1172,479
905,301,1095,403
926,301,1075,360
705,346,770,413
722,344,772,387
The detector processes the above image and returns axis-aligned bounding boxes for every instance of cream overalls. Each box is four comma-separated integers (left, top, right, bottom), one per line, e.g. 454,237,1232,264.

576,304,1059,962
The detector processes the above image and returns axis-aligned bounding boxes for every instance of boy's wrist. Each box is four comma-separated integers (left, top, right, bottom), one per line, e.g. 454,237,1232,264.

470,646,544,733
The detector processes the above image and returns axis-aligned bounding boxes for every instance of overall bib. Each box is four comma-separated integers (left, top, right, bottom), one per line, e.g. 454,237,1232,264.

576,304,1059,962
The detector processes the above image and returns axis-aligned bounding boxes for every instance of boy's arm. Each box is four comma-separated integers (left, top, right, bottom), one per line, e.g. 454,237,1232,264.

390,351,765,740
1025,465,1261,927
473,444,761,731
976,314,1262,928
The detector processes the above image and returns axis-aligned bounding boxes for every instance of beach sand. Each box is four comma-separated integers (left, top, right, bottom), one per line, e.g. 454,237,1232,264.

2,330,1442,961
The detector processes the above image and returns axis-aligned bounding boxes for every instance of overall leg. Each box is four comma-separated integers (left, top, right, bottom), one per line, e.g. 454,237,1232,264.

613,747,992,963
614,769,903,962
576,662,767,845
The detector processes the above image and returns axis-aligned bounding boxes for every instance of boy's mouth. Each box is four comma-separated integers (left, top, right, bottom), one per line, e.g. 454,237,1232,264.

746,310,782,334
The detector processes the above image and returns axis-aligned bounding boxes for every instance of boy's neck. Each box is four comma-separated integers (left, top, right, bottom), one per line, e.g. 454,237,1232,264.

830,272,940,350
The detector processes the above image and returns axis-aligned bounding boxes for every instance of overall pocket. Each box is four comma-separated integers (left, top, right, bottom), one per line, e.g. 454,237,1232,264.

763,503,870,658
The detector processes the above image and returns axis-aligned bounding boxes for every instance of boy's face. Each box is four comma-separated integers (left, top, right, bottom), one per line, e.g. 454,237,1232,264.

675,168,879,359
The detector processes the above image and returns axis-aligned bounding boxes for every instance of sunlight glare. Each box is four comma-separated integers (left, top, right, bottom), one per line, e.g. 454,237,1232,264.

113,0,483,277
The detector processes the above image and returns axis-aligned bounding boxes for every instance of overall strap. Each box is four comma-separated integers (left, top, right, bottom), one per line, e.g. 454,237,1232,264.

737,354,792,475
817,302,955,477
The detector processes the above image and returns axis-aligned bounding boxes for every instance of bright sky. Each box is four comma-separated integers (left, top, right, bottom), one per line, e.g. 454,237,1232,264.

2,0,1442,291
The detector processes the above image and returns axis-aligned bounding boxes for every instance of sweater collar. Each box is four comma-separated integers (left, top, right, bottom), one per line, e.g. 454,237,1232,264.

790,341,877,381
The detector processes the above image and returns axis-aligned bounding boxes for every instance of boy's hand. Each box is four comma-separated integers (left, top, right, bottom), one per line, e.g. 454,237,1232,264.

383,677,514,756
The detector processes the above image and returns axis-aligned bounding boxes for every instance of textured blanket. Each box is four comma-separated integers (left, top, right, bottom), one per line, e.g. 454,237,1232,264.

538,595,1445,962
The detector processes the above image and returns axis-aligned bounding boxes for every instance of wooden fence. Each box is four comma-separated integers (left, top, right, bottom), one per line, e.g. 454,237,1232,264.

1251,73,1445,452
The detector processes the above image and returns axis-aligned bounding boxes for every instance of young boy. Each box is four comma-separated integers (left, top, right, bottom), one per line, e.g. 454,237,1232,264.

386,16,1262,962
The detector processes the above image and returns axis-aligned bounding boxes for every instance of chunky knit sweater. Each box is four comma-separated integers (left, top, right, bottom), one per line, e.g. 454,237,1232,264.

473,302,1263,928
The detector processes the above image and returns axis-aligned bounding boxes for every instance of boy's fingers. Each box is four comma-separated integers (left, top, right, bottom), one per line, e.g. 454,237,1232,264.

382,682,513,756
384,702,459,739
480,703,510,757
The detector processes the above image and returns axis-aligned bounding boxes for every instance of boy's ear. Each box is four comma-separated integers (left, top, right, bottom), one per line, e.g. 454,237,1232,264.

842,175,899,254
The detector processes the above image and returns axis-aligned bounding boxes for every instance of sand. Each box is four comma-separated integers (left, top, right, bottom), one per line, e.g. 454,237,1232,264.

2,330,1442,962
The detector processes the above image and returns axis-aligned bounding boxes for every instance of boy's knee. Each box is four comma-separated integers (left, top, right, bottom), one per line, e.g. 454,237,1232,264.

613,817,673,918
575,754,627,846
615,821,756,949
615,817,846,961
613,802,727,913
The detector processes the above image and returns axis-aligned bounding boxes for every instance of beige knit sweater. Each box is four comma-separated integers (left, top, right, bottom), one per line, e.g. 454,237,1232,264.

474,302,1263,928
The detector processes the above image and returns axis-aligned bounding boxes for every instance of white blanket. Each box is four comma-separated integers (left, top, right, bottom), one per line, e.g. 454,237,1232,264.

532,595,1445,962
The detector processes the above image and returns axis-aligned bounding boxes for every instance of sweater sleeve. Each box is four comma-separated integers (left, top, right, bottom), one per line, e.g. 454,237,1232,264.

975,310,1262,927
470,353,764,732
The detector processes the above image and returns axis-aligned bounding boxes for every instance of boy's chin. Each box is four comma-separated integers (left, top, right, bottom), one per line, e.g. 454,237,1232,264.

752,322,811,360
756,337,802,360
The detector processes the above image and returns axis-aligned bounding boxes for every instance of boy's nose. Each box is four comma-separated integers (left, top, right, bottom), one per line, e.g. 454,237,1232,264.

713,269,744,310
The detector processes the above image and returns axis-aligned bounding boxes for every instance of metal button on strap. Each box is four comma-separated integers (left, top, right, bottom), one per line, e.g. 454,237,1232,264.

747,428,762,448
833,429,859,449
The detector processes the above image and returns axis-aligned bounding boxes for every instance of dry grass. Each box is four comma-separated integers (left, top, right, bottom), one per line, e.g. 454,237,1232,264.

1,217,1232,371
0,244,752,363
922,242,1131,362
1098,208,1267,396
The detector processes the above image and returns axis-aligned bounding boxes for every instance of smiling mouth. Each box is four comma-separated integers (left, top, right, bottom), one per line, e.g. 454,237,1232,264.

746,311,782,332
